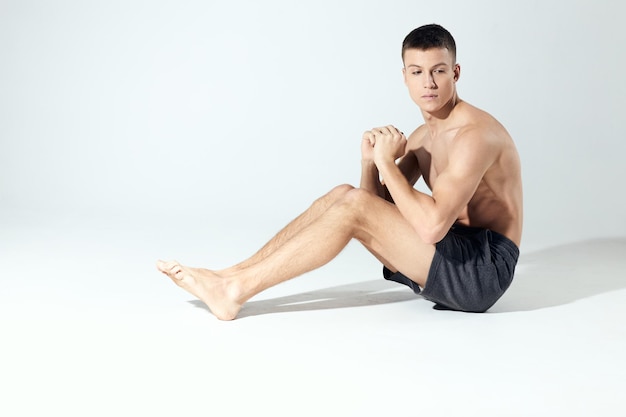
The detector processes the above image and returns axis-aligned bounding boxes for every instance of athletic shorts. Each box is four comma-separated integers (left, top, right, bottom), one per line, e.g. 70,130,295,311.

383,224,519,313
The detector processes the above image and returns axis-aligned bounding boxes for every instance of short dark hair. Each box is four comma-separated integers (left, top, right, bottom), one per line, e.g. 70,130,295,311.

402,24,456,63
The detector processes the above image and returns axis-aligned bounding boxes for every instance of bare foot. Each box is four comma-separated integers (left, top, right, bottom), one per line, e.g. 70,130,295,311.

156,260,242,320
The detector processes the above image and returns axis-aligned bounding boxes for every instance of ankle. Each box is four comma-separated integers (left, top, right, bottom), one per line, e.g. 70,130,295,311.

223,274,246,305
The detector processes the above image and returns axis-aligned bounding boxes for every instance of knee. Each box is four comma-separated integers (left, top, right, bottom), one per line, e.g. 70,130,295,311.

330,184,355,198
338,187,374,215
327,188,378,232
320,185,376,218
319,184,355,205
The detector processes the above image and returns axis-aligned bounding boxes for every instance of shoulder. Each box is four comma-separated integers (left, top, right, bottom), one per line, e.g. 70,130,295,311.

449,107,508,170
407,124,428,148
452,103,508,153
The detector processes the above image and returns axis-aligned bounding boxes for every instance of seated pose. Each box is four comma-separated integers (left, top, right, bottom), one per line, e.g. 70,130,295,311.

157,24,523,320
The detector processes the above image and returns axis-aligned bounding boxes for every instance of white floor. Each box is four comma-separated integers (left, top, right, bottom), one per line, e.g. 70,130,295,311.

1,211,625,417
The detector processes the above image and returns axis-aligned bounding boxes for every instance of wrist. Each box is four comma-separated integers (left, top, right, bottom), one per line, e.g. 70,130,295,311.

374,157,396,173
361,159,377,170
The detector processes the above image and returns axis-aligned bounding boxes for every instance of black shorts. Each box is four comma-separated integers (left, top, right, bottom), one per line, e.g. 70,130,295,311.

383,224,519,312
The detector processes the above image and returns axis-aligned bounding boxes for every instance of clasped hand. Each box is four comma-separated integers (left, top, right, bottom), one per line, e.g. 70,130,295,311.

361,125,407,166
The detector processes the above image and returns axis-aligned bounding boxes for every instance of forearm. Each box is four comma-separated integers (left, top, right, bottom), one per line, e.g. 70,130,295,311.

377,160,442,243
360,160,386,198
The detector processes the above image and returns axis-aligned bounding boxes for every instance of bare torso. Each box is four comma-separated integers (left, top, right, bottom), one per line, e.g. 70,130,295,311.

409,101,523,246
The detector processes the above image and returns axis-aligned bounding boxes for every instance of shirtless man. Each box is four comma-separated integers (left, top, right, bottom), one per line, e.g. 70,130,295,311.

157,24,523,320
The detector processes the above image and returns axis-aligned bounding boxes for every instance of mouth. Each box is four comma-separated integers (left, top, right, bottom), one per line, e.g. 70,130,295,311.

422,94,438,99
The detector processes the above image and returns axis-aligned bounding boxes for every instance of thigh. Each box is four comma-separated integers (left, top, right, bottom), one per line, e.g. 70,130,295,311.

349,189,436,287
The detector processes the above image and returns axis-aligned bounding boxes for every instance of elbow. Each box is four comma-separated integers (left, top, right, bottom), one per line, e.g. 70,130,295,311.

414,220,449,245
421,235,440,246
420,231,446,246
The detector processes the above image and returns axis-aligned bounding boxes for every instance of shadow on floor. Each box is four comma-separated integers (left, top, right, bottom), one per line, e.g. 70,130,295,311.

189,279,417,319
189,237,626,317
491,237,626,312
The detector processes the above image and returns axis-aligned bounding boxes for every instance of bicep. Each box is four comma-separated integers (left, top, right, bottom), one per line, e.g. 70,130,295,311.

431,170,481,225
431,136,496,226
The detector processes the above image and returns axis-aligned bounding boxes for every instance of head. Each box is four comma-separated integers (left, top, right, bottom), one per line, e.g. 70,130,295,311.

401,24,461,115
402,24,457,64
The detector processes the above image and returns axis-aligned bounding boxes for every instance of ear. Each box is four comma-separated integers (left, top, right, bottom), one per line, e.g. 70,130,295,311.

402,67,408,85
453,63,461,81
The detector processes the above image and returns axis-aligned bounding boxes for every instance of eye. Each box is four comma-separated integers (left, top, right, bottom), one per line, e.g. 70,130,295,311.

412,71,422,75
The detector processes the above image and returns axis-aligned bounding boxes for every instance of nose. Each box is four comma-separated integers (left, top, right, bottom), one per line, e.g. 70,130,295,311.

424,72,436,89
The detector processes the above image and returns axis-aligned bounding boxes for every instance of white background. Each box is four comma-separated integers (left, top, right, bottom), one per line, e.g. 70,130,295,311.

2,0,625,250
1,1,625,416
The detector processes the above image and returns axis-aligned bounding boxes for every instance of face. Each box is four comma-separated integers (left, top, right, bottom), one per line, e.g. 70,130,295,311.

402,48,460,115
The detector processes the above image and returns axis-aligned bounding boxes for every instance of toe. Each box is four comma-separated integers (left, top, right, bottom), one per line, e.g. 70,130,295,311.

156,260,167,272
156,260,184,279
171,264,184,280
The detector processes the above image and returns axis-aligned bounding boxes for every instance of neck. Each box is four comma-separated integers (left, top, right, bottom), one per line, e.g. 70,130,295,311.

421,93,461,134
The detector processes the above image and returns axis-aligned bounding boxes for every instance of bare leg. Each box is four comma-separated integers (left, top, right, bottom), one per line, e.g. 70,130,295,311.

157,187,435,320
219,184,353,274
156,184,353,320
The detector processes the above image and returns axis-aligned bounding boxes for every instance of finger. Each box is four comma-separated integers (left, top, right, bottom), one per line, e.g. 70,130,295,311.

362,131,375,145
376,126,391,136
386,125,403,139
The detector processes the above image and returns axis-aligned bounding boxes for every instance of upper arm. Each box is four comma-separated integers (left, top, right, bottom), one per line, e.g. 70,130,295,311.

430,131,498,233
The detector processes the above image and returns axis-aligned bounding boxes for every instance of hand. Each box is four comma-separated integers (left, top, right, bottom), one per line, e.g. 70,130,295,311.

368,125,407,167
361,130,376,162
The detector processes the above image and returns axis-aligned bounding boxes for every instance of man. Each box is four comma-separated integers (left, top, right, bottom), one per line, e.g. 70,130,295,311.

156,24,523,320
